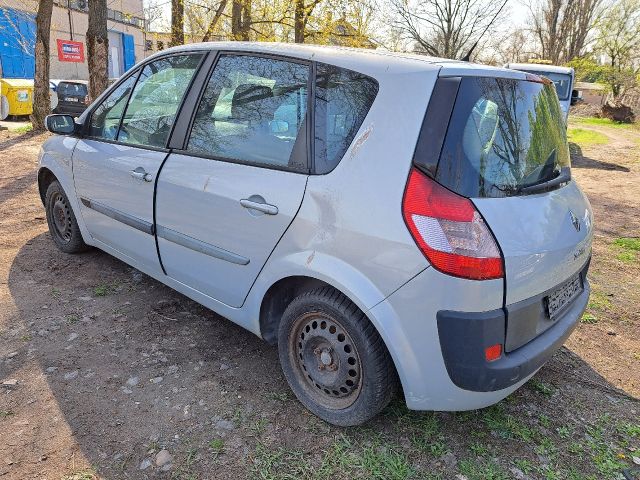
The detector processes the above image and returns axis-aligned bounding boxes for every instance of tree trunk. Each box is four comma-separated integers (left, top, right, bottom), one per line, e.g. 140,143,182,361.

87,0,109,102
294,0,305,43
31,0,53,131
202,0,228,42
171,0,184,46
231,0,251,41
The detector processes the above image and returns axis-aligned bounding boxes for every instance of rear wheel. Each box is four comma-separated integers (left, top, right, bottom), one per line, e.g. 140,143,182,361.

278,287,397,426
45,180,89,254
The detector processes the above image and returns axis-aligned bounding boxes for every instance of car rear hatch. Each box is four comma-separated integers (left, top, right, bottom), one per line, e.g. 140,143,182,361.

57,82,88,107
418,70,593,351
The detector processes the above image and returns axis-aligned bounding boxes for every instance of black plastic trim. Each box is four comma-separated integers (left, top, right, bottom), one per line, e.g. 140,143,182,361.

80,197,154,235
412,77,461,178
437,264,591,392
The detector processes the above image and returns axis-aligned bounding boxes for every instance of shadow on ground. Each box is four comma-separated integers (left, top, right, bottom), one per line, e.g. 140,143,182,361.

570,142,631,172
3,232,639,479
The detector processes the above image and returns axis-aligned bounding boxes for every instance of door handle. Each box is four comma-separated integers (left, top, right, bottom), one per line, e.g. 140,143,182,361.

130,167,153,182
240,198,278,215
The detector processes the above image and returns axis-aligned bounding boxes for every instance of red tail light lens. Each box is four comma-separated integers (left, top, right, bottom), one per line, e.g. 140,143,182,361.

402,168,504,280
84,95,90,105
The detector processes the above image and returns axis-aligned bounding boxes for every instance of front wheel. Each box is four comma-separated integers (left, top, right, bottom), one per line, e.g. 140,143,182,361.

278,287,398,426
45,180,89,254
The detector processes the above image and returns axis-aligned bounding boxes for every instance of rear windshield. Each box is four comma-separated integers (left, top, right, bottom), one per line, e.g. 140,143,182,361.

58,82,88,96
435,77,570,198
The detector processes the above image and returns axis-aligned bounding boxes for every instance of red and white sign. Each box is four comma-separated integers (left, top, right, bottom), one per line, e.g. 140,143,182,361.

56,39,85,62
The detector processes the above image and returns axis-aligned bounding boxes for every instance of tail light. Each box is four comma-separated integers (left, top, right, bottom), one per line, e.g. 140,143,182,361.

84,95,90,105
402,168,504,280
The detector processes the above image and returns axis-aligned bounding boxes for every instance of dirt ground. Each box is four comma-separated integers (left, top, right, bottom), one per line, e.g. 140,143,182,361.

0,119,638,480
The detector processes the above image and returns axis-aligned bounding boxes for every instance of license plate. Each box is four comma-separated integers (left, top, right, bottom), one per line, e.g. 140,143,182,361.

546,275,583,319
64,97,79,102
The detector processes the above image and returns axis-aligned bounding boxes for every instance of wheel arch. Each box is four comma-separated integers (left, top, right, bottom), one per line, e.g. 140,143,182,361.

37,167,57,205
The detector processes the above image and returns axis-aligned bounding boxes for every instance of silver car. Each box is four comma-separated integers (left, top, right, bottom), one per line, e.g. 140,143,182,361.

39,42,593,426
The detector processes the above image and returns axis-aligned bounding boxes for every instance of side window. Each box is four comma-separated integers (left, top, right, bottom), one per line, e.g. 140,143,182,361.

314,63,378,174
89,73,138,140
118,54,203,148
187,55,310,171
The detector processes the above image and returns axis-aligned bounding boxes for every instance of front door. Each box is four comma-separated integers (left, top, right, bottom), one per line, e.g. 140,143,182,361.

73,54,204,273
156,53,311,307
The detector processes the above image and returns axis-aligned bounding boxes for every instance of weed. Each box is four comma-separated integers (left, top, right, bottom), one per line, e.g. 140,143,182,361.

0,410,15,418
587,290,613,310
208,438,224,454
65,314,80,324
61,470,97,480
93,283,117,296
530,379,555,396
617,422,640,438
581,313,598,324
250,417,269,436
50,287,61,298
20,334,31,341
458,458,508,480
265,391,289,402
539,414,551,428
469,441,489,456
359,443,414,480
556,425,572,439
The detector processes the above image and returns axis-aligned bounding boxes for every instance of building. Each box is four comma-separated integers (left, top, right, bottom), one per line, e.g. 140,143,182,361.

0,0,146,80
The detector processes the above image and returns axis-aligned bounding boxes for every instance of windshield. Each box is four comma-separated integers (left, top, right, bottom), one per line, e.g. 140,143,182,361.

519,70,572,100
435,77,570,198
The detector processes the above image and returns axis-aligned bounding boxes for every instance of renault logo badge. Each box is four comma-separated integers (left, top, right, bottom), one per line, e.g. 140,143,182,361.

569,211,580,232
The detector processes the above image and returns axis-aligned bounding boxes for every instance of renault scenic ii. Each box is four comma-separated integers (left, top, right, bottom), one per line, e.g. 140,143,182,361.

38,42,593,426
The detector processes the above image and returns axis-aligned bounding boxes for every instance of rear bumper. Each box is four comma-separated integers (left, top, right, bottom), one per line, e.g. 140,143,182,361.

367,260,590,411
437,276,589,392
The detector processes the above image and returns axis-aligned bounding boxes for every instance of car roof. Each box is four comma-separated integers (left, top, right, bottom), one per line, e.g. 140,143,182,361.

57,80,89,85
505,63,574,75
151,41,527,80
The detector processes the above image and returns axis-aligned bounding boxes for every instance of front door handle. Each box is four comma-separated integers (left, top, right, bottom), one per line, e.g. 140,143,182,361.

240,198,278,215
130,167,153,182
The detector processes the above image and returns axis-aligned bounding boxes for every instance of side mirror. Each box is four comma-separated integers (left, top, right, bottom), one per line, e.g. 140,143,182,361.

45,114,77,135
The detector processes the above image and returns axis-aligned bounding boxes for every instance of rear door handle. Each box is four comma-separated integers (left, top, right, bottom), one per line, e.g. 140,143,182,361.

240,198,278,215
130,167,153,182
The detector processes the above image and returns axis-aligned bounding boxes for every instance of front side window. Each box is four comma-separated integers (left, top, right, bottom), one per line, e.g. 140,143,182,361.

187,55,310,171
118,54,203,148
89,74,137,140
314,63,378,174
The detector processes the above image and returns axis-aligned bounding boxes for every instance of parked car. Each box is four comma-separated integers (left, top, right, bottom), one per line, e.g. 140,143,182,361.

504,63,577,122
53,80,89,116
38,43,593,426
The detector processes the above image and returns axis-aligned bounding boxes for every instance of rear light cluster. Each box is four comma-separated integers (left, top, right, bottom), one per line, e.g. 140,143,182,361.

84,95,90,105
402,168,504,280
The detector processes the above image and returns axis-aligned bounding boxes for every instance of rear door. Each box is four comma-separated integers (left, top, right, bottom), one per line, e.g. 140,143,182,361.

156,53,310,308
72,53,204,274
431,75,593,343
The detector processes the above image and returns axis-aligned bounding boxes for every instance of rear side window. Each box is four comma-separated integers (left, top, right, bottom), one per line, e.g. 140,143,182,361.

314,63,378,174
435,77,570,198
187,55,310,171
58,82,87,97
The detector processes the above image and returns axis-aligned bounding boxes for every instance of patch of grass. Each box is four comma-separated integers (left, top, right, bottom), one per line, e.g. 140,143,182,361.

13,123,33,133
265,391,289,402
250,417,269,436
529,379,555,396
20,334,31,341
611,237,639,264
93,283,118,297
65,314,80,324
581,313,599,324
50,287,61,298
208,438,224,455
567,128,609,146
458,458,508,480
588,290,613,311
572,116,637,129
359,444,414,480
251,443,314,480
616,422,640,438
0,410,15,418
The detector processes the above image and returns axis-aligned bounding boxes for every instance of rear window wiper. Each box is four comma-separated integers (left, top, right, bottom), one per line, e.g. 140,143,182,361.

518,166,571,194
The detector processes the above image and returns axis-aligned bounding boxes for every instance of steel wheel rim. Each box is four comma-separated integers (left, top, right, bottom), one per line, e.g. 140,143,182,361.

50,193,72,243
288,311,362,410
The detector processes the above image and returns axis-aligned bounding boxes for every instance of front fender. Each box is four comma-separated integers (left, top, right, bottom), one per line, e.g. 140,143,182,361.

38,136,93,245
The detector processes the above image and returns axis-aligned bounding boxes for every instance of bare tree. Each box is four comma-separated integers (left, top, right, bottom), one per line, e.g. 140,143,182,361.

528,0,602,64
31,0,53,131
390,0,509,59
202,0,229,41
171,0,185,46
86,0,109,102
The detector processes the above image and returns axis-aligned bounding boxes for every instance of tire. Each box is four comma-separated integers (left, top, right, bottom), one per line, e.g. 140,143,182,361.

44,180,89,254
278,286,398,426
